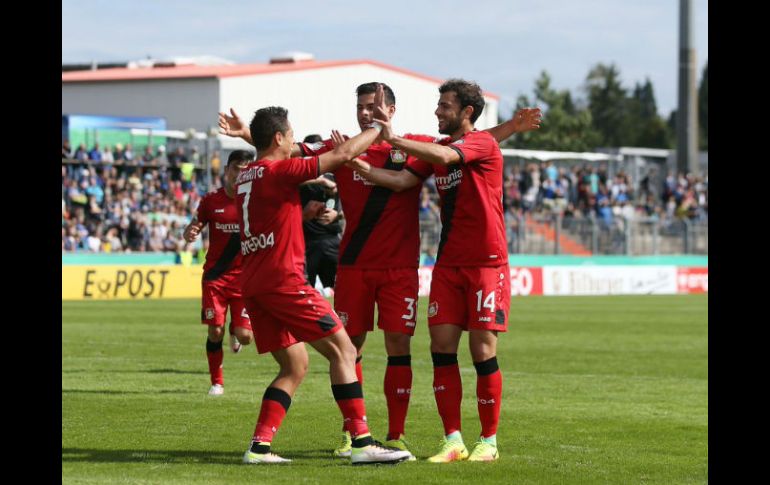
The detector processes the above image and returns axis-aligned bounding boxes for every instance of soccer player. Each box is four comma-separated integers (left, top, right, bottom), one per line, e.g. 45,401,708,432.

235,99,412,465
183,150,256,396
348,81,520,462
220,83,540,459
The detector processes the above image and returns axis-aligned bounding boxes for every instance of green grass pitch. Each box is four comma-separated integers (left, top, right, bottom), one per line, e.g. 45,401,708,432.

62,295,707,484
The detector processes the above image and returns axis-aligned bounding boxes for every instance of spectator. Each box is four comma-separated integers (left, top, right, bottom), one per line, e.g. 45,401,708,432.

210,150,221,178
88,143,102,162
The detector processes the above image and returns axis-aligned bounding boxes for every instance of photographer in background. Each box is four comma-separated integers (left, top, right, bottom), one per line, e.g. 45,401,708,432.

300,134,344,292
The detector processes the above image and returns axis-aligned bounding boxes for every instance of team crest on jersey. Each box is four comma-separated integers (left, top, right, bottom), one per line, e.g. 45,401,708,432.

428,301,438,318
205,308,215,320
390,149,407,163
338,311,349,326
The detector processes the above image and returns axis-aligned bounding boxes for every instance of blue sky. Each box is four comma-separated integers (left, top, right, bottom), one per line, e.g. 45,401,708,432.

62,0,708,117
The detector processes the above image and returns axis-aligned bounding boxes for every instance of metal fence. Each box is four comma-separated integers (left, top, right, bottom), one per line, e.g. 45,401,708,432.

419,213,708,256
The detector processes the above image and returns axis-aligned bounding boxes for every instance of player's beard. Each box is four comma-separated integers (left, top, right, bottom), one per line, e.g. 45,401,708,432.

438,117,462,135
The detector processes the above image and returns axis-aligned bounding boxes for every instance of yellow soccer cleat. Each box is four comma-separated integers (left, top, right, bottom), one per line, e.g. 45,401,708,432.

333,431,352,457
467,441,499,462
427,437,468,463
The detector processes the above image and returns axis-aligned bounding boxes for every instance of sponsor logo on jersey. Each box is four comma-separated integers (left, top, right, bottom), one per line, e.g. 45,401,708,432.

241,308,250,320
478,316,491,322
477,398,496,405
214,209,225,213
205,308,215,320
452,139,465,145
215,222,239,233
405,321,416,328
428,301,438,318
435,170,463,190
396,388,411,395
241,232,275,256
390,149,407,163
352,171,376,186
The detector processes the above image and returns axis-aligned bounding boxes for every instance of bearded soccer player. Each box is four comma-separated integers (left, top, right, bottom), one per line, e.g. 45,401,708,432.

183,150,255,396
348,80,529,462
220,83,539,459
234,99,411,465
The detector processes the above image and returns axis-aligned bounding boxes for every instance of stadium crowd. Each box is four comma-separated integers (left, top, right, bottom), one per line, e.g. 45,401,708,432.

62,142,707,255
61,142,220,256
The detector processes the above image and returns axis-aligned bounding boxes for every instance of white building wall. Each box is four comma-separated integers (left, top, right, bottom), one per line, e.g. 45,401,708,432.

218,64,498,149
62,64,499,152
62,79,220,132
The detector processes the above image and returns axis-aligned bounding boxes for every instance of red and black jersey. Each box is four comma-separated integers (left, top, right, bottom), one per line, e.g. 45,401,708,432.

298,135,433,269
234,156,320,296
407,130,508,267
196,188,242,280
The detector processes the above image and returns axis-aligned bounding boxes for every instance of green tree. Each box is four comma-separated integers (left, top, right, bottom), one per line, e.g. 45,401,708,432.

505,71,600,151
630,79,670,148
585,63,632,146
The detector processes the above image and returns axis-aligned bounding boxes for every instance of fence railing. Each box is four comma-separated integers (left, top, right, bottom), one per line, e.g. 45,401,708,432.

418,213,707,255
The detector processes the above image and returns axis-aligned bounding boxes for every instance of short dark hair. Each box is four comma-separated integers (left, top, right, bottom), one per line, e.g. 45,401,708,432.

227,149,254,166
356,82,396,106
249,106,290,151
439,79,485,123
303,134,323,144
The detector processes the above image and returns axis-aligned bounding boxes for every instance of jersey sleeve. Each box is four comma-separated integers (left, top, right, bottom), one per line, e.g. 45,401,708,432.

404,158,434,179
272,156,320,186
402,133,439,179
297,139,335,156
195,195,210,224
446,132,495,165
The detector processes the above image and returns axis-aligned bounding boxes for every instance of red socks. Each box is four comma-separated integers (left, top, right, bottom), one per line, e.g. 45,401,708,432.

474,357,502,438
432,353,462,435
205,338,223,386
384,355,412,440
332,382,370,438
252,387,291,443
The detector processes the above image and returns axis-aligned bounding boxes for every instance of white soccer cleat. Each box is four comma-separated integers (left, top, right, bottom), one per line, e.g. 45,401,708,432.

243,450,292,464
230,334,242,353
208,384,224,396
350,442,412,465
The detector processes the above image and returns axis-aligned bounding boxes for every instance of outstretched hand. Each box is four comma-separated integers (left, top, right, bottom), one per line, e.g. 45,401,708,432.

330,129,346,148
372,84,395,141
218,108,250,140
511,107,542,132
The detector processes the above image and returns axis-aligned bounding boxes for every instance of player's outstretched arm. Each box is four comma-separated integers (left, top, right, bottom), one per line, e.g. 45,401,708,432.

345,157,421,192
484,107,542,142
318,126,382,174
219,107,303,156
218,108,252,145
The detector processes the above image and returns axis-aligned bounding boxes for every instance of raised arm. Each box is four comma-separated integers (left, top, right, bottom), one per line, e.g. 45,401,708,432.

219,107,303,156
484,107,542,142
345,157,422,192
318,127,381,174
